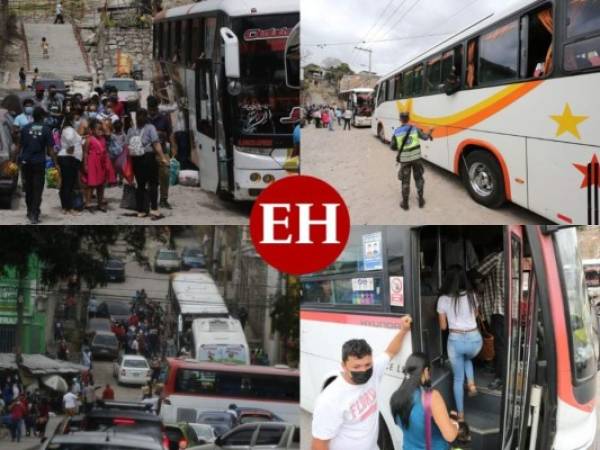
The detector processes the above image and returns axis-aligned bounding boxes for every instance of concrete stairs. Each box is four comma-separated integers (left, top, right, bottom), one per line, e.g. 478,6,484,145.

24,23,89,81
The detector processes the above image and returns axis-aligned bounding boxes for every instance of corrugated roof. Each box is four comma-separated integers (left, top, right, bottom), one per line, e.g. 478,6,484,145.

0,354,87,374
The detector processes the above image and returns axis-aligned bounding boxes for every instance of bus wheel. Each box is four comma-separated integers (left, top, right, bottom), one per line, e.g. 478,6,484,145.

377,124,385,143
462,150,506,208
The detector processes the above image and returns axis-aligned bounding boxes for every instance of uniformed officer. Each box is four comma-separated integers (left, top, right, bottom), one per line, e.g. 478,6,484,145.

392,111,433,210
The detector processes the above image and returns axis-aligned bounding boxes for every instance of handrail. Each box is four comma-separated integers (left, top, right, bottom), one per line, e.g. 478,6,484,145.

72,22,92,75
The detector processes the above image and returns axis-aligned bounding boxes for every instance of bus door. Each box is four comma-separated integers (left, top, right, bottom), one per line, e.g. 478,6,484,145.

501,226,537,449
195,59,219,193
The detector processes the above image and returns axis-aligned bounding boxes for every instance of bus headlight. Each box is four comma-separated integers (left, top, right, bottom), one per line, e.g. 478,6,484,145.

236,147,272,156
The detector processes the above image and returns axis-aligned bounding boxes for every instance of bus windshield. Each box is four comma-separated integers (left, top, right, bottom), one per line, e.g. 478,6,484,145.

174,368,298,401
356,93,374,117
232,14,299,138
554,228,597,382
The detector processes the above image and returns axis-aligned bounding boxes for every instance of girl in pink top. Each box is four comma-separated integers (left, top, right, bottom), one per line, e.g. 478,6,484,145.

82,119,115,212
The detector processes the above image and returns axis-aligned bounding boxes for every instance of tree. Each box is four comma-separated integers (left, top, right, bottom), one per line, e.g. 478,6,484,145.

325,63,354,86
0,226,156,353
270,275,300,365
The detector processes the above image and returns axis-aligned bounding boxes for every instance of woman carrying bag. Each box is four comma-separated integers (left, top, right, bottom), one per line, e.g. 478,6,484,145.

126,108,168,219
390,353,460,450
436,266,482,421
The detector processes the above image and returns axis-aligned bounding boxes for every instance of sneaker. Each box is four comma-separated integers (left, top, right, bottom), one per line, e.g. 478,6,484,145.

418,197,425,208
400,200,409,210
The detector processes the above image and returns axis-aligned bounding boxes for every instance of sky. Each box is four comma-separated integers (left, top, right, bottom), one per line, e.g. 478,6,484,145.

302,0,524,76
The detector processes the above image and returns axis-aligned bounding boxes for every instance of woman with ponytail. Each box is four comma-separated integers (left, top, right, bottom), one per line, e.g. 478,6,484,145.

437,265,482,421
390,353,459,450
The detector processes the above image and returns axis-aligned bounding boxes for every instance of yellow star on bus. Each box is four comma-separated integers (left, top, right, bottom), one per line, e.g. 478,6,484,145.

550,103,588,140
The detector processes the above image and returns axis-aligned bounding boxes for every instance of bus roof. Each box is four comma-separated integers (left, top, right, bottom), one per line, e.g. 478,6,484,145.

192,317,244,334
166,357,299,376
155,0,298,21
379,0,541,81
171,272,228,316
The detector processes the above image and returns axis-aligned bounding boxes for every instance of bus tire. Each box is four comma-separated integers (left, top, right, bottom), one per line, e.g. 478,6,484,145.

377,123,385,143
462,150,506,208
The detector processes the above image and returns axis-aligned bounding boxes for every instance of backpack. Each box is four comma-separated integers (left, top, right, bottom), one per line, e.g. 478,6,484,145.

107,135,124,159
128,127,148,157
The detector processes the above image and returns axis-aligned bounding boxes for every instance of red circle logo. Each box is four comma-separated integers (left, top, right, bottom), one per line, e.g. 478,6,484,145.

250,175,350,275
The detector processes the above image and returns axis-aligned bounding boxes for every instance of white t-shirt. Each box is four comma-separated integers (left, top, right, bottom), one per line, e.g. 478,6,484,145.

58,126,83,161
437,293,478,330
312,353,390,450
63,392,78,409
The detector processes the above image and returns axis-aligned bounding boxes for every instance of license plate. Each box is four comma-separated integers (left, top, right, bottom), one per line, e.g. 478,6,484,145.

132,372,139,377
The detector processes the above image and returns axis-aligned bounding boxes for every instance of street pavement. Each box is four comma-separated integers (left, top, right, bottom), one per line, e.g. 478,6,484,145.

302,126,549,225
0,183,251,225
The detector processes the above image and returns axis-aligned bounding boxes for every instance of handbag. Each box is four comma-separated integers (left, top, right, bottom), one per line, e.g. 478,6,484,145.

477,317,495,362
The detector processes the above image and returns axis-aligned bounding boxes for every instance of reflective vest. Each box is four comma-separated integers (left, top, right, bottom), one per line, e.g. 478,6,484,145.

394,125,421,163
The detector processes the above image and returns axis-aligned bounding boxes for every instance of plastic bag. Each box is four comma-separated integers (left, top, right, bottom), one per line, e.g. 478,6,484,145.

169,158,180,186
46,167,60,189
179,170,199,186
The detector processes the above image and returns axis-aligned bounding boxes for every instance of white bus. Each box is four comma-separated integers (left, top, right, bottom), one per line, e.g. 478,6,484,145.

160,358,299,425
301,225,598,450
339,87,375,127
191,317,250,365
372,0,600,225
153,0,300,201
168,271,229,349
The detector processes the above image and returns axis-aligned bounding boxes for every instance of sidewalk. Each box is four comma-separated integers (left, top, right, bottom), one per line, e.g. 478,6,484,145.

4,414,63,450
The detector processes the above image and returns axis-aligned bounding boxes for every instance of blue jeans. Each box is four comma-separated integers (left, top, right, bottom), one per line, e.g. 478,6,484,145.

447,330,482,414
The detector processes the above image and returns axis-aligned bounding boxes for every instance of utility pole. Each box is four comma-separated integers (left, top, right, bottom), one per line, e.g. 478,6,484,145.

354,46,373,73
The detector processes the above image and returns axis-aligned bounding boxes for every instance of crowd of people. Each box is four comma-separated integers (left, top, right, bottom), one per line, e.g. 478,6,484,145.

305,104,355,131
1,375,51,443
8,81,182,224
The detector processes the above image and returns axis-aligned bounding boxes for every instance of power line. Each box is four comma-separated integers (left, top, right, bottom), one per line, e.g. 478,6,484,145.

305,32,452,48
368,0,410,43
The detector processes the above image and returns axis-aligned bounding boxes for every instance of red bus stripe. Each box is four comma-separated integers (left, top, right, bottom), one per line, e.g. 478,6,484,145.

301,310,406,328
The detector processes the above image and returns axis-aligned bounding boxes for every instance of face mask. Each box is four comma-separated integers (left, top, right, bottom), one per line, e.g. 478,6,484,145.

349,367,373,385
88,112,97,119
24,107,33,115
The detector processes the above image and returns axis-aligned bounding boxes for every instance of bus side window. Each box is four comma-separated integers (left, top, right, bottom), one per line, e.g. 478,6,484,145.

191,18,203,63
196,67,214,138
413,64,424,96
522,7,554,78
394,73,403,99
425,55,442,94
163,22,170,62
205,17,217,58
386,78,395,102
403,69,413,97
172,20,182,63
564,0,600,72
153,25,160,60
377,81,387,106
466,38,478,88
181,20,188,65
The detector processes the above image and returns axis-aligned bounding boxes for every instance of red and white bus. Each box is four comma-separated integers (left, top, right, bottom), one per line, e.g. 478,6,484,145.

301,226,599,450
160,358,299,425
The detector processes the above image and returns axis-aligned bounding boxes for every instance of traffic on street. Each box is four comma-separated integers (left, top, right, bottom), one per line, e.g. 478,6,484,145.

0,226,300,450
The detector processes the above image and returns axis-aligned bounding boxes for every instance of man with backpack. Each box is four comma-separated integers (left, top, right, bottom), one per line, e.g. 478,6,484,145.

392,111,433,211
147,96,176,209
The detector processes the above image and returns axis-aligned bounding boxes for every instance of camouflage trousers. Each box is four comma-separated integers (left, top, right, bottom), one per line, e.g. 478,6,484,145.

398,160,425,201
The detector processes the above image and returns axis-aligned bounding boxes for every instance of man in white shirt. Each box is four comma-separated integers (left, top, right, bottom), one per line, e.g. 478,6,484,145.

311,315,412,450
63,390,79,416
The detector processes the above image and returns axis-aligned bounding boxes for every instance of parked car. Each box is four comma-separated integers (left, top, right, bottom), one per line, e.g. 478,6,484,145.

113,354,151,385
188,424,217,445
0,108,17,209
69,74,94,100
104,257,126,282
188,423,299,450
103,78,141,110
236,407,284,425
154,248,180,273
181,248,206,270
41,431,163,450
96,298,132,324
90,331,119,360
195,411,236,437
33,78,68,97
85,317,112,336
165,423,204,450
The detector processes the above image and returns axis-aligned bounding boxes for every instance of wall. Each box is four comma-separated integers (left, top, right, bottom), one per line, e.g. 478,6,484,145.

96,26,153,81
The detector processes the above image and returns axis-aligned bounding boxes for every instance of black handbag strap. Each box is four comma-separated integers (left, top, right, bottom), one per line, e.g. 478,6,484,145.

399,125,413,153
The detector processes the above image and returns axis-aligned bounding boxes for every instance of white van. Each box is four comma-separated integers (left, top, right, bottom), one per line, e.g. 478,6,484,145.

192,317,250,365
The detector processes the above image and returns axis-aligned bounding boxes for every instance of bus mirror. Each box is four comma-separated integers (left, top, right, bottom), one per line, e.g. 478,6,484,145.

220,27,240,79
227,80,242,97
285,23,300,89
